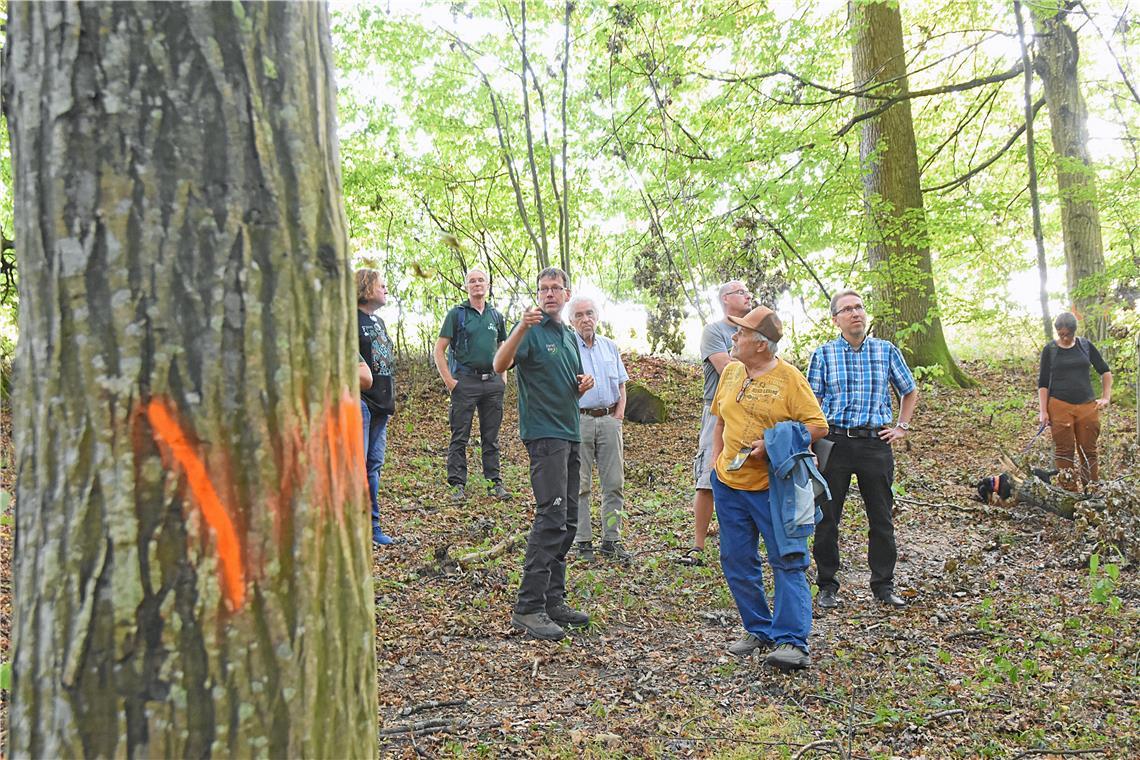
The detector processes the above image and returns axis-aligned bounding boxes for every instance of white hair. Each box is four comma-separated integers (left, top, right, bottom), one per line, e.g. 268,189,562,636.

568,295,599,318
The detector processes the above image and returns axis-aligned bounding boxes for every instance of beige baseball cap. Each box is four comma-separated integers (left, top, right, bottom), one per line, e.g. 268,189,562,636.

726,305,784,342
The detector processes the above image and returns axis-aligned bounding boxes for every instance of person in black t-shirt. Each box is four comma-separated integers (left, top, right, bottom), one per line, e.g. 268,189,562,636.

357,268,398,545
1037,312,1113,489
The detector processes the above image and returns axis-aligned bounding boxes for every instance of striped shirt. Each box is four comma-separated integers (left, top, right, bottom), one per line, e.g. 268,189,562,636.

807,336,916,428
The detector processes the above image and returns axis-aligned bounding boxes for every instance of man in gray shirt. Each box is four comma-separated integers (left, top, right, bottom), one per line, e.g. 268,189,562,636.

679,280,754,566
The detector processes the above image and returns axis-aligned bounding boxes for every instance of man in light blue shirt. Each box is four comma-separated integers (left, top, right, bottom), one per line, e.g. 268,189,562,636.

569,296,632,562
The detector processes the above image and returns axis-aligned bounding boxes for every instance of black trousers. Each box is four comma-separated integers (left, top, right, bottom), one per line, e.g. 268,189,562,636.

446,372,505,487
813,435,897,593
515,438,580,614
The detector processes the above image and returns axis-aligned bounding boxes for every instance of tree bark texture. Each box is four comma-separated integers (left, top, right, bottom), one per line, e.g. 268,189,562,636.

2,2,376,757
849,0,971,386
1032,2,1108,340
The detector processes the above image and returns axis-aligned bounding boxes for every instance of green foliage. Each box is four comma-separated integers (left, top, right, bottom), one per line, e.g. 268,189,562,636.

1087,551,1122,613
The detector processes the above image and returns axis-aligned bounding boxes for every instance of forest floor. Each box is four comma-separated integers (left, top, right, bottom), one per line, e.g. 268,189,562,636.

371,355,1138,759
0,355,1136,758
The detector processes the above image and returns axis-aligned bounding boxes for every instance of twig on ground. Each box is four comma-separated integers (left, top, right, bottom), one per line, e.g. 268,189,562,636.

455,532,526,568
896,496,987,514
792,739,846,760
1009,749,1106,759
380,719,500,741
646,734,808,749
929,708,965,720
398,699,467,717
380,718,458,736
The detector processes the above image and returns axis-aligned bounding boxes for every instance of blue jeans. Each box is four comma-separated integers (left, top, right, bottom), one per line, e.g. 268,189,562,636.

711,471,812,651
361,401,389,534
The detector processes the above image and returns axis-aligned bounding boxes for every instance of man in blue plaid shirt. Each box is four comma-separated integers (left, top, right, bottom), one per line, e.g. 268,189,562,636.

807,289,919,610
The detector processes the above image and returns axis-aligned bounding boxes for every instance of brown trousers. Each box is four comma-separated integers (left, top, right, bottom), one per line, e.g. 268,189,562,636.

1047,397,1100,487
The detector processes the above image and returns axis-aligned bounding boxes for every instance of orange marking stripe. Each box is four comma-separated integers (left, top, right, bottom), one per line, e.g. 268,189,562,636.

145,399,247,610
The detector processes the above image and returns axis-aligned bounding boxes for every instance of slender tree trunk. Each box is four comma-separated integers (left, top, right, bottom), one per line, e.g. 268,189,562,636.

849,0,971,386
1014,0,1054,342
3,2,376,756
1032,1,1108,340
559,0,572,276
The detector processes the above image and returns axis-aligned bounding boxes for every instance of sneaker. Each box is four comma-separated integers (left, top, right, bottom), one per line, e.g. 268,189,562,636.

373,530,395,546
727,632,771,658
489,483,512,501
510,610,566,641
546,602,590,627
599,540,632,562
817,587,839,609
449,485,466,505
765,643,810,671
574,541,595,560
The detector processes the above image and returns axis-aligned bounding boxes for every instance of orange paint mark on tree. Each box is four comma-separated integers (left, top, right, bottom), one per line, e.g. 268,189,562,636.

308,392,367,525
145,399,247,611
339,392,366,485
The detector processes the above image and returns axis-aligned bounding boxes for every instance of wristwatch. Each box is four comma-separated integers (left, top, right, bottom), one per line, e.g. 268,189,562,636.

896,421,911,430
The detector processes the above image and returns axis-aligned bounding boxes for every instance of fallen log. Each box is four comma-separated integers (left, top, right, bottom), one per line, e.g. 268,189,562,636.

454,531,527,568
997,452,1104,520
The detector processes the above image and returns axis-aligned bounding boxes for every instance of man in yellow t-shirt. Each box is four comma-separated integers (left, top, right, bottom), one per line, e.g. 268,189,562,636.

710,305,828,671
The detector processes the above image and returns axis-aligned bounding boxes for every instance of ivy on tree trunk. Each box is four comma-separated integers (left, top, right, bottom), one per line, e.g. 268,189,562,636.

3,2,376,756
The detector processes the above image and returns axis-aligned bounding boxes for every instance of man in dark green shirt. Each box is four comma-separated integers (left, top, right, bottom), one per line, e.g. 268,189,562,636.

433,268,509,504
494,267,595,641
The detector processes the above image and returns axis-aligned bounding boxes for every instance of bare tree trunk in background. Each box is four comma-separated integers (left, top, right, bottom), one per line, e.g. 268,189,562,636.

850,0,971,386
2,2,376,756
1032,1,1108,340
1014,0,1054,343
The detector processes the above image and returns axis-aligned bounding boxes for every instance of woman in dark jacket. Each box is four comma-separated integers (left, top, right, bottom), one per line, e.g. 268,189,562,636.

1037,313,1113,489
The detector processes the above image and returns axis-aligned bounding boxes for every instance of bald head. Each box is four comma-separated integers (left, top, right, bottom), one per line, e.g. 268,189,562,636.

718,280,752,319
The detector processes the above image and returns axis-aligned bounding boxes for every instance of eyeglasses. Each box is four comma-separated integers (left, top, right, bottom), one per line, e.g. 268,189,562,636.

834,304,865,316
726,289,751,297
538,285,565,295
736,377,754,403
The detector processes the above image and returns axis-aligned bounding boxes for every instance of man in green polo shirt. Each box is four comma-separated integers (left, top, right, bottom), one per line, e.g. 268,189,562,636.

433,268,509,504
494,267,595,641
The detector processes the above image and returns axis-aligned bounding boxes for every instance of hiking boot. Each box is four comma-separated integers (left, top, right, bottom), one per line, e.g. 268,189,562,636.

817,587,839,609
489,483,512,501
873,588,906,609
510,611,566,641
373,529,395,546
449,485,466,505
765,643,810,671
599,540,632,562
546,602,590,628
727,632,771,658
574,541,595,560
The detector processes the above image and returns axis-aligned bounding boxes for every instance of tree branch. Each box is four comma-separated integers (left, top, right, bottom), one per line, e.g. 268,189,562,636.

922,97,1046,193
836,62,1025,137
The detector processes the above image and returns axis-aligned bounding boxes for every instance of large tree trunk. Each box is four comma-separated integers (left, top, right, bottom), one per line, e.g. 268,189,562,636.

2,2,376,757
1032,2,1108,340
849,1,971,387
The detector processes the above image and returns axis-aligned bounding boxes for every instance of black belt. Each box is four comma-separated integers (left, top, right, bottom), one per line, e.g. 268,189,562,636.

580,404,616,418
457,366,495,380
828,426,885,439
